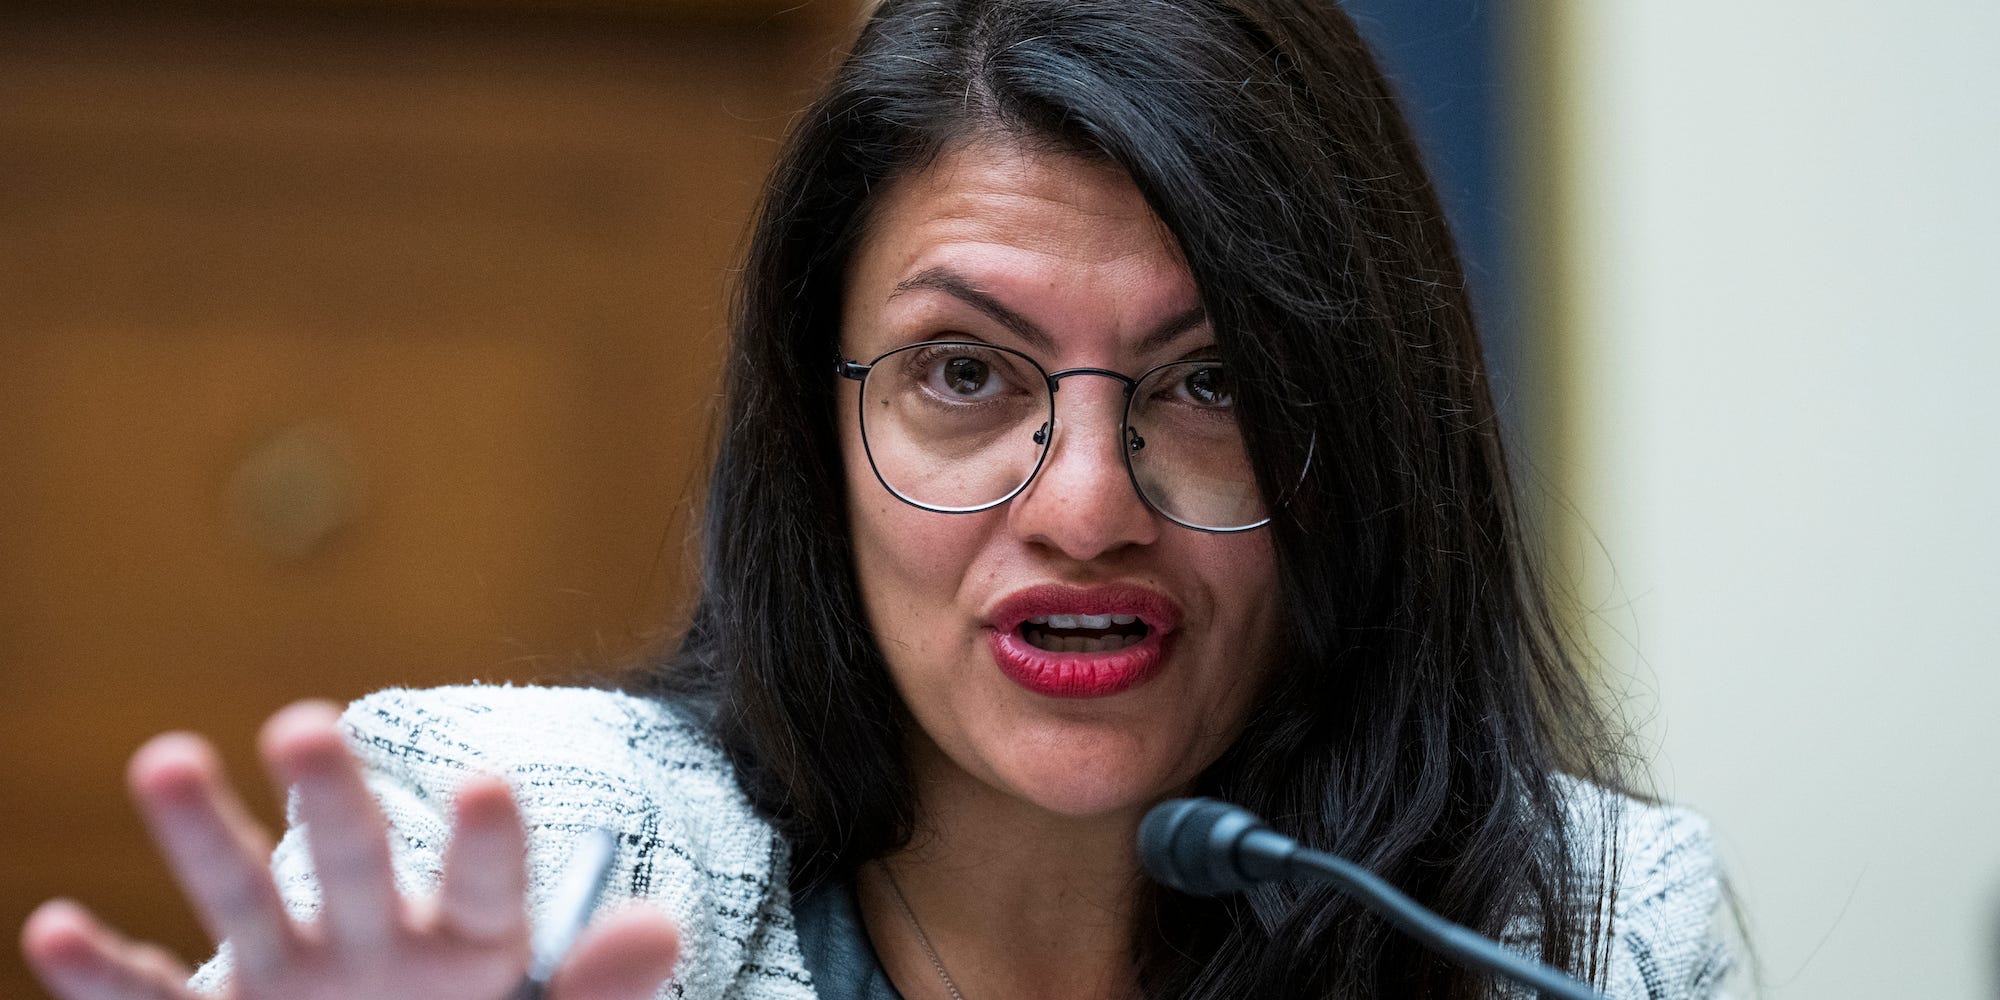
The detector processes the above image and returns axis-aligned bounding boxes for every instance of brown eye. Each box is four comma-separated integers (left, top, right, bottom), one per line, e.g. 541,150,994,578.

1180,365,1235,407
943,356,992,395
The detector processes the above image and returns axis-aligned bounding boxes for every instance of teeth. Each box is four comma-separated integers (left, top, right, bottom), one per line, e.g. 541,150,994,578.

1022,613,1141,628
1021,628,1147,654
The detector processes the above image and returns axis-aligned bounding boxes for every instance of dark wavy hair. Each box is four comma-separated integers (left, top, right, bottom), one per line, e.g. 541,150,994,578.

639,0,1638,995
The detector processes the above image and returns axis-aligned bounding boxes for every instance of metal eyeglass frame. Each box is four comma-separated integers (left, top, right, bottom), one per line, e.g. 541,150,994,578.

836,339,1307,533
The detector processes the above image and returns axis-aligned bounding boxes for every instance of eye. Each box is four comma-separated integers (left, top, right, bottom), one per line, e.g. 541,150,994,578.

1176,364,1235,408
913,347,1016,401
940,355,996,396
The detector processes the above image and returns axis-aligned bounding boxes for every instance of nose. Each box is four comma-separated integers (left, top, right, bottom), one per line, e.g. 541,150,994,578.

1006,377,1160,560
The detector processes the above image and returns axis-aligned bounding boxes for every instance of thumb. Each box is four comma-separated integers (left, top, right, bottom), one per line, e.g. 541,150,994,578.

548,904,680,1000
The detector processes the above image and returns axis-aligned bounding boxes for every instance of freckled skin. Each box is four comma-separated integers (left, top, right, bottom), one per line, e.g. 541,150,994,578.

838,140,1282,822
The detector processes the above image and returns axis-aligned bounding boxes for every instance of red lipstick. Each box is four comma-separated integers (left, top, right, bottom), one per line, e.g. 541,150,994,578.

985,584,1181,698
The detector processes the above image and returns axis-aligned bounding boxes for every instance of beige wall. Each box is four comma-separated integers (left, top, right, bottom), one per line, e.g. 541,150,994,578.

1544,1,2000,996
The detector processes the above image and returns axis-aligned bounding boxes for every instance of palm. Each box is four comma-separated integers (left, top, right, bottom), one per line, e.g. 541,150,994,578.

19,702,679,1000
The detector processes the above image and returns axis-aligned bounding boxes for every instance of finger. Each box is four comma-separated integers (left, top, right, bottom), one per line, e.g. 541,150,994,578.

438,774,530,943
548,905,680,1000
127,731,297,977
259,700,402,954
21,899,200,1000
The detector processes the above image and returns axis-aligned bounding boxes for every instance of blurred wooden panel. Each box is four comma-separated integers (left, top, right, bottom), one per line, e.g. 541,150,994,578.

257,0,857,25
29,0,858,28
0,6,843,995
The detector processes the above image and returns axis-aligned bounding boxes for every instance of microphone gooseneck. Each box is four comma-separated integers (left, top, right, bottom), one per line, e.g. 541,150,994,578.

1137,797,1296,895
1137,797,1608,1000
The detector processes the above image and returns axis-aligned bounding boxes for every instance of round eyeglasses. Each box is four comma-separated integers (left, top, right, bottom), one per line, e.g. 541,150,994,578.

836,340,1308,532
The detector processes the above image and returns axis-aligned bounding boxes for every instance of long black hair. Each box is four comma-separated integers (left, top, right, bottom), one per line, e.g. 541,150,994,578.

640,1,1637,995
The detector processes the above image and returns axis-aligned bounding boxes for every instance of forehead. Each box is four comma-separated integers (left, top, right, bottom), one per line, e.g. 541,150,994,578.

845,139,1194,310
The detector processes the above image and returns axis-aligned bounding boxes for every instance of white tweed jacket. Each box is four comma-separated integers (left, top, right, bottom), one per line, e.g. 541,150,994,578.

192,684,1731,999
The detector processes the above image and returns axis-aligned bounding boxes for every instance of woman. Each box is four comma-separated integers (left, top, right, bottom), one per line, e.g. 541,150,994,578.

20,1,1733,998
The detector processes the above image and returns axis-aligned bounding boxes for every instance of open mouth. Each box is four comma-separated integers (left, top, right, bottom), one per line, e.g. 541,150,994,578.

987,585,1177,698
1018,613,1151,653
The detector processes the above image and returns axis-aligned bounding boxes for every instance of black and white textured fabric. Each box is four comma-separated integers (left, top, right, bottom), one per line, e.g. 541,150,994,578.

1588,797,1736,999
190,683,1731,999
191,684,815,1000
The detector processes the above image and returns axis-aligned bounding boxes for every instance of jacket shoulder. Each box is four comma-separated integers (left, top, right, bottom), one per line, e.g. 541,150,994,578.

340,683,739,809
339,684,812,999
1554,780,1735,1000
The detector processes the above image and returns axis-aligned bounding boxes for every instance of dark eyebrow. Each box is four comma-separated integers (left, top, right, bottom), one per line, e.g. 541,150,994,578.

892,268,1054,353
1138,302,1211,354
890,266,1209,357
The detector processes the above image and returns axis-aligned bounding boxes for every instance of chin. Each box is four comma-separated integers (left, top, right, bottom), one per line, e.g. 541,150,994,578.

1013,778,1158,821
988,731,1183,821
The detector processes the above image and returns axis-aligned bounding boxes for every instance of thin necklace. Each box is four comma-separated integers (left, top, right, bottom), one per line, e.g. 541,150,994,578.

879,860,970,1000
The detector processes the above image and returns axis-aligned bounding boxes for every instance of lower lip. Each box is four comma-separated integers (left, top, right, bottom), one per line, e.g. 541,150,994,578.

987,627,1167,698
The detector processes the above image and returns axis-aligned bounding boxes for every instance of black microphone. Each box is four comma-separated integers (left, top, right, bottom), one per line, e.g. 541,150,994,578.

1138,798,1608,1000
1137,797,1299,894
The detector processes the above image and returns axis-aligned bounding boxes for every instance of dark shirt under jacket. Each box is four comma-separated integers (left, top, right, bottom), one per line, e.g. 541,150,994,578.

792,879,905,1000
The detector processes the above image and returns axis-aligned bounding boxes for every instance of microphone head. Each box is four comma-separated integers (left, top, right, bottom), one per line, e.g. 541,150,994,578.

1138,797,1269,896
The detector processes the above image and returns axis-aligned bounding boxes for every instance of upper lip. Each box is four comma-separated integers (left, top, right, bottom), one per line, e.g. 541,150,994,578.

986,583,1183,634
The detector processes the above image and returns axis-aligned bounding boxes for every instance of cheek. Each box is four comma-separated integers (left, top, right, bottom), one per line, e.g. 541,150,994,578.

842,416,988,645
850,497,965,605
1198,533,1284,698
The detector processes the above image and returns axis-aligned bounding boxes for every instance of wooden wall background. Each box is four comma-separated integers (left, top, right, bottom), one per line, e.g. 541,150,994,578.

0,3,851,995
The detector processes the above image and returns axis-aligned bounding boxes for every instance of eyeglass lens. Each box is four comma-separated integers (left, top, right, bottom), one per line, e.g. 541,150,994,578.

856,341,1275,531
1126,361,1264,529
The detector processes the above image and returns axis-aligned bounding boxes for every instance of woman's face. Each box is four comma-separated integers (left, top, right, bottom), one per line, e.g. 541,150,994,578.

838,139,1281,823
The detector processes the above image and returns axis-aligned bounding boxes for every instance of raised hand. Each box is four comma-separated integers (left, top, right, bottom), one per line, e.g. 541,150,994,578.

19,701,680,1000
